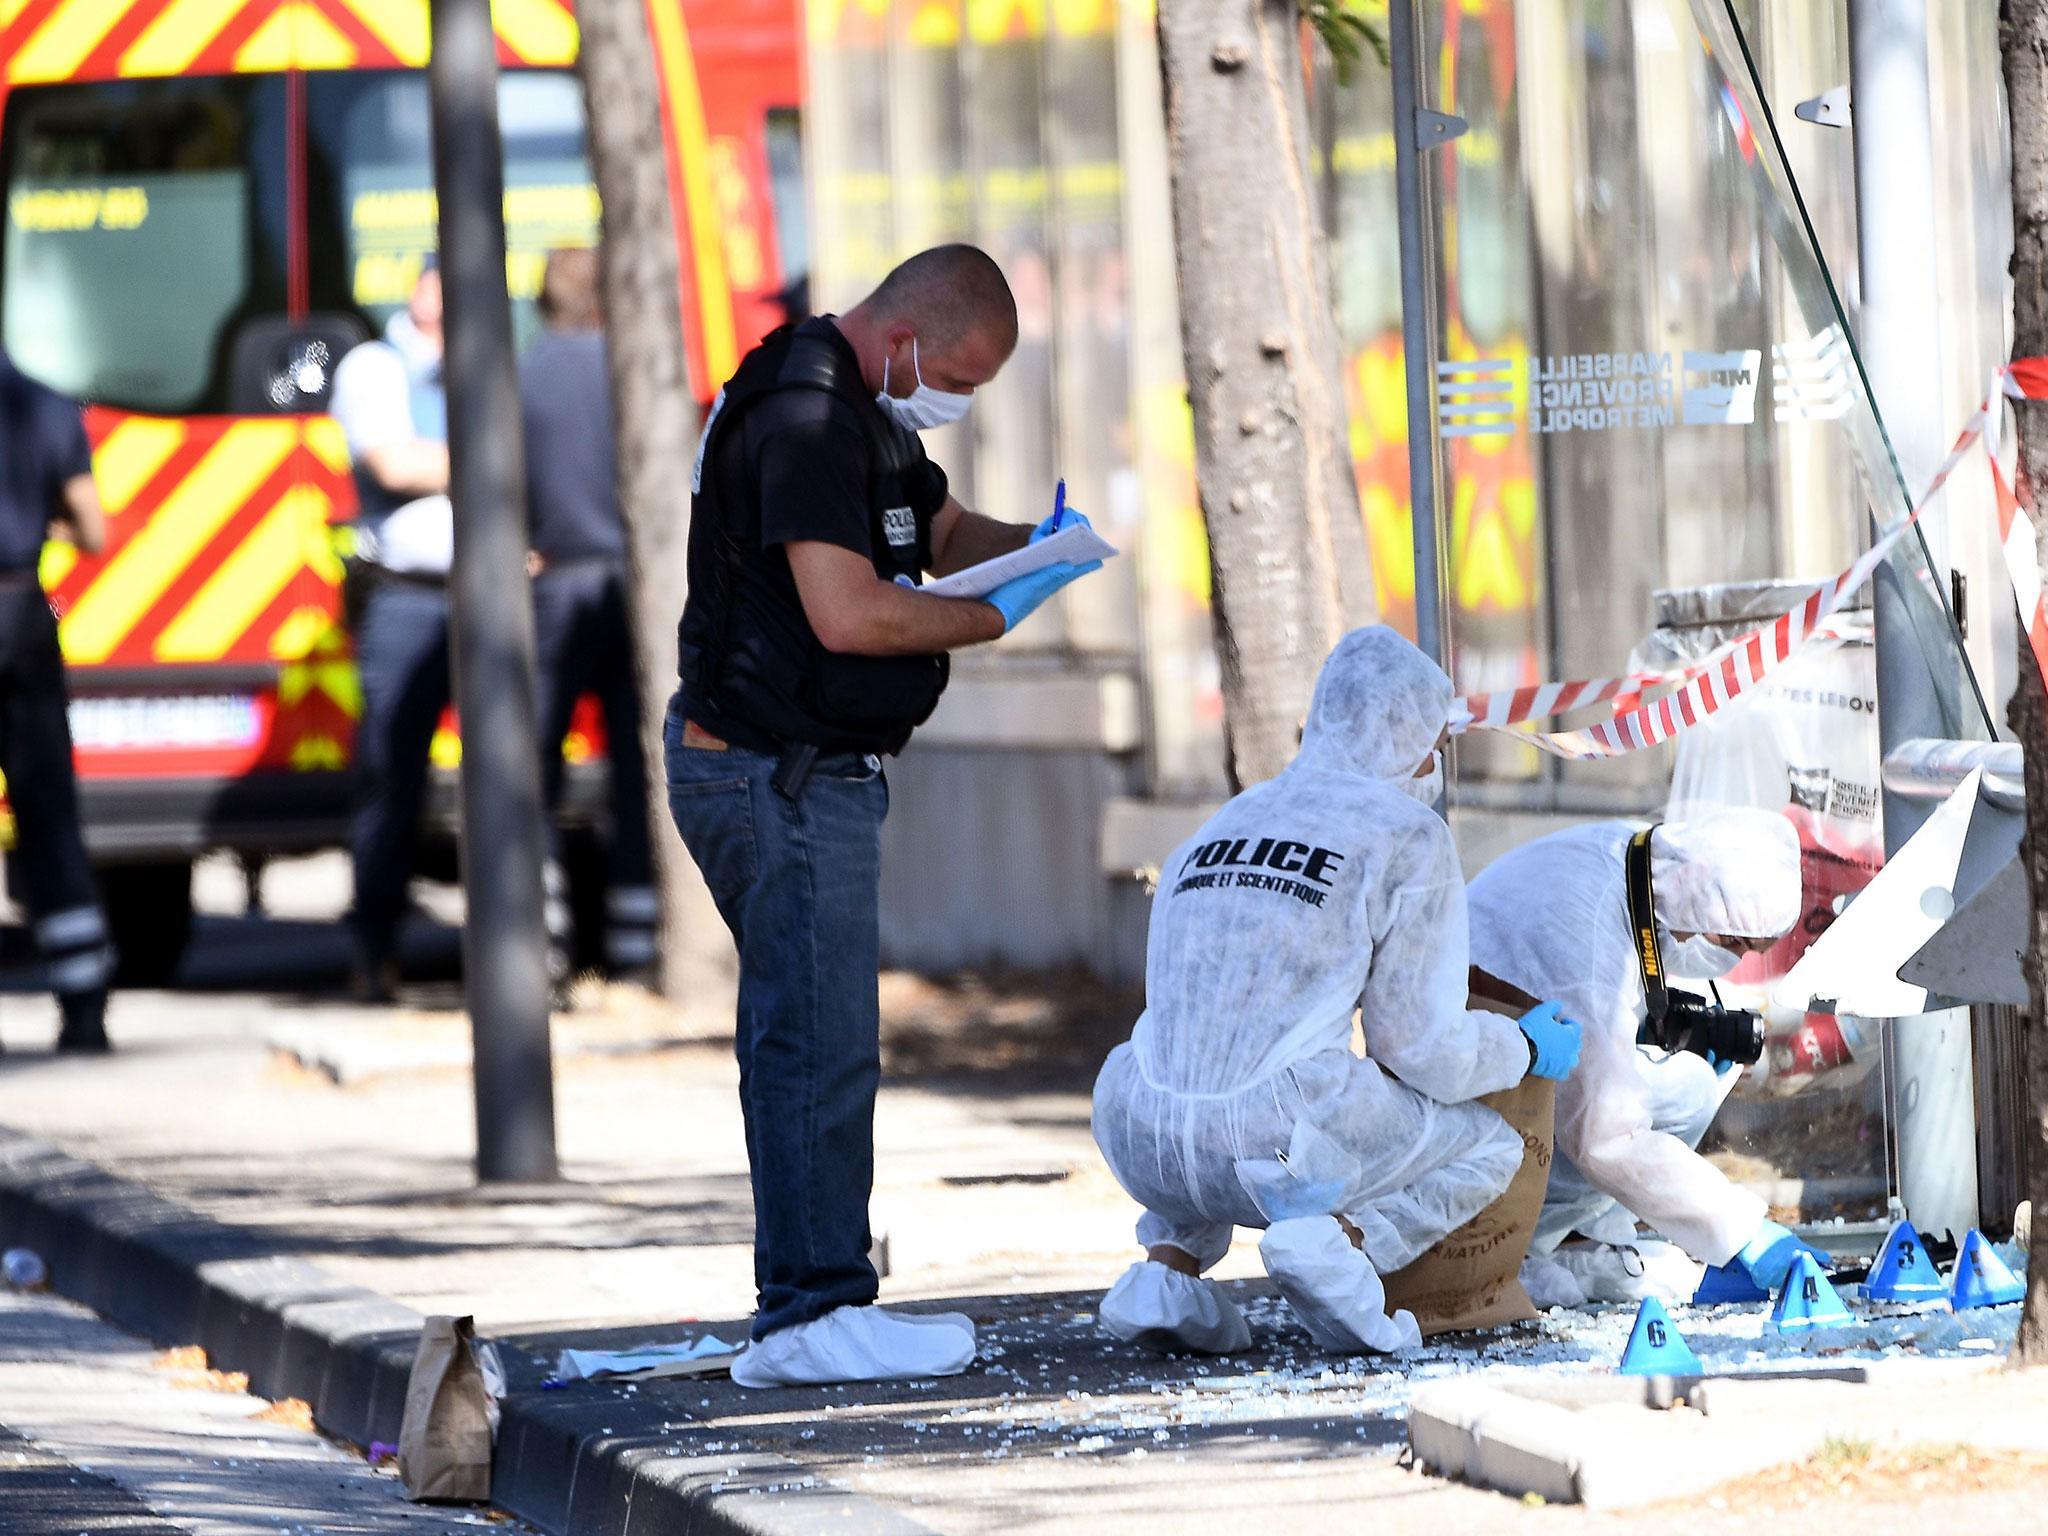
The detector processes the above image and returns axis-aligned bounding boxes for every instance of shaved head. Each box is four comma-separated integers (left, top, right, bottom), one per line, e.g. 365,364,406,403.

539,246,602,330
866,245,1019,354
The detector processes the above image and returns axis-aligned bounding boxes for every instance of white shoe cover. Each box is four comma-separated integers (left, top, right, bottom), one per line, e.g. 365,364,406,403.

1519,1252,1590,1311
1097,1261,1252,1355
730,1305,975,1389
1259,1216,1422,1354
1551,1240,1702,1306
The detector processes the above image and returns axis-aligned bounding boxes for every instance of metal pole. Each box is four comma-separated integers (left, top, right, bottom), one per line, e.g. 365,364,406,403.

428,0,559,1183
1388,0,1447,674
1846,0,1976,1240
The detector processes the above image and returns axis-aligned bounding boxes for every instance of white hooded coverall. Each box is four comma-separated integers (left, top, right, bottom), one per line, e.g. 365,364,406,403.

1466,811,1801,1267
1092,628,1530,1283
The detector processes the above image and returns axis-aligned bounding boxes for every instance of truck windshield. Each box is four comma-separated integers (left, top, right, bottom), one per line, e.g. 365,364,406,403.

0,76,287,414
307,69,597,351
0,69,595,415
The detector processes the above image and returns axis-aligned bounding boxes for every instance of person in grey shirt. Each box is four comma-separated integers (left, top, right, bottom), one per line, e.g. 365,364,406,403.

519,247,655,984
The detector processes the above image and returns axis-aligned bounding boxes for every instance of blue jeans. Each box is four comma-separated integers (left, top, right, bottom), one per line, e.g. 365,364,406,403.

349,576,452,965
662,693,888,1339
533,563,655,969
533,563,649,872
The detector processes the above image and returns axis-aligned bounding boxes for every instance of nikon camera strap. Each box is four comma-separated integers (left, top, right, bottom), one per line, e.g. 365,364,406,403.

1626,827,1670,1028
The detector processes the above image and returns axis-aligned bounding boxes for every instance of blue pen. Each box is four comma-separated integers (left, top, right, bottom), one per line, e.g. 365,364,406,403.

1049,478,1067,533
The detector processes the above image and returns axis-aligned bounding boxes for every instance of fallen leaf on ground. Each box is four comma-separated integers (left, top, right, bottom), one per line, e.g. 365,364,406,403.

151,1344,248,1393
253,1397,315,1431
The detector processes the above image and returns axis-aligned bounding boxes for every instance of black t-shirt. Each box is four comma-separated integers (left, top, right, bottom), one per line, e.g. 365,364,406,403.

519,329,626,563
0,350,92,573
679,318,948,750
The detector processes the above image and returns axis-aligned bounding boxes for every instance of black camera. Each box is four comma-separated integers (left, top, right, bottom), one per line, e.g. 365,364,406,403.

1626,827,1770,1067
1647,988,1766,1065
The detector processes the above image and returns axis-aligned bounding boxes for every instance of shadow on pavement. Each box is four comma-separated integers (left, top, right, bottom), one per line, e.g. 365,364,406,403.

0,908,464,1003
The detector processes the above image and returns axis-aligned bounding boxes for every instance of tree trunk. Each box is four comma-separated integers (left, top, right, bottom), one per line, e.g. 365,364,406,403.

576,0,734,1013
1999,0,2048,1369
1156,0,1378,787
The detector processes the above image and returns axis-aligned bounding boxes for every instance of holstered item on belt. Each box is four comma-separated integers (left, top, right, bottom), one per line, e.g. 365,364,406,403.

0,575,60,677
343,556,447,634
340,554,374,633
771,742,820,804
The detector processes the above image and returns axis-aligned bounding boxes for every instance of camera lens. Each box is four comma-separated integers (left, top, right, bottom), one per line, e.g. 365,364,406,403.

1709,1006,1766,1066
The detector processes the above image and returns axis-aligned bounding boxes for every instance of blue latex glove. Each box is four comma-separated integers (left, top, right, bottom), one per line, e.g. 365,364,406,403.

1030,507,1093,543
985,559,1103,633
1736,1219,1828,1293
1518,1001,1583,1081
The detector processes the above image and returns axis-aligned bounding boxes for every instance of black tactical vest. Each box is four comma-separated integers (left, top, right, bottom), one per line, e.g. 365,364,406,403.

679,322,949,755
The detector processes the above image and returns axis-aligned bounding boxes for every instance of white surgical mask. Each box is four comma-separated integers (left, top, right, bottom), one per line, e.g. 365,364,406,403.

1659,927,1744,979
1401,750,1444,804
876,337,972,432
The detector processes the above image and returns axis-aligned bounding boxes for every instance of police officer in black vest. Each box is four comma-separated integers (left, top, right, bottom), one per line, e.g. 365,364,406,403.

0,348,115,1052
670,245,1100,1388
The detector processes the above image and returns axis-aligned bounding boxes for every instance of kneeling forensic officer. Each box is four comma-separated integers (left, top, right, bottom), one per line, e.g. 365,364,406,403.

669,245,1103,1390
1090,628,1583,1356
1468,809,1826,1304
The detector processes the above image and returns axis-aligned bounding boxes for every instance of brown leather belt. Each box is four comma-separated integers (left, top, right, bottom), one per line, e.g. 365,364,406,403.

681,719,729,752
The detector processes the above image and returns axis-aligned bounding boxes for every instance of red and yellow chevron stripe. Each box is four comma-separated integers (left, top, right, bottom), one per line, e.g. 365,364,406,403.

30,410,364,781
0,0,578,84
42,410,354,672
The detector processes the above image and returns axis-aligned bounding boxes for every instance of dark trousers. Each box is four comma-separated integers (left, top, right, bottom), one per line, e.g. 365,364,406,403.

662,692,888,1339
348,575,451,965
532,561,655,969
0,580,111,998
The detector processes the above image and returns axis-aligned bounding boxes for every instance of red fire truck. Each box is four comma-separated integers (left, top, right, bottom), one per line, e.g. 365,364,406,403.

0,0,802,978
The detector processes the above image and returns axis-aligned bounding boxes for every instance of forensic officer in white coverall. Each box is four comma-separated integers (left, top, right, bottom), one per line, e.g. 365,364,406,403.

1090,627,1584,1356
1467,811,1822,1305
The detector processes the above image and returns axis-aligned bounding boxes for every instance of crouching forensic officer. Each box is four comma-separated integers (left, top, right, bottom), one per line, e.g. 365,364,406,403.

0,348,115,1051
670,244,1101,1388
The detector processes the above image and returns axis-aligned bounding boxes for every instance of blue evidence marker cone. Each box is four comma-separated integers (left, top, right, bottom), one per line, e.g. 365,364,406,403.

1767,1251,1853,1333
1619,1296,1705,1376
1693,1261,1768,1306
1866,1218,1948,1304
1950,1228,2026,1310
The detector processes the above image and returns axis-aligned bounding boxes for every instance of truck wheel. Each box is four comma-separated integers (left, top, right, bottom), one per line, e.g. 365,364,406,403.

102,861,196,987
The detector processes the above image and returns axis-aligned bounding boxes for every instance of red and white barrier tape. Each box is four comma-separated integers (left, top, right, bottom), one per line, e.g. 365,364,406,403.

1990,358,2048,690
1452,357,2048,761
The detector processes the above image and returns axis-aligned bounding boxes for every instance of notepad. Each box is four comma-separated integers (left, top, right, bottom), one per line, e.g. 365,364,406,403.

922,524,1119,600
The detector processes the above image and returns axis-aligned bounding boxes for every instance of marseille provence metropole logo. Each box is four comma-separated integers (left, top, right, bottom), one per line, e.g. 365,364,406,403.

1438,324,1857,440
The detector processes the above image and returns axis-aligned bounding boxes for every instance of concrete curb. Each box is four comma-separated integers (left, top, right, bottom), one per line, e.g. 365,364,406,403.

1406,1361,2000,1508
0,1127,934,1536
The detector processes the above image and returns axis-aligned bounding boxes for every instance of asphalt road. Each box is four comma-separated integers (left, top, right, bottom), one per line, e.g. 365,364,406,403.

0,1286,523,1536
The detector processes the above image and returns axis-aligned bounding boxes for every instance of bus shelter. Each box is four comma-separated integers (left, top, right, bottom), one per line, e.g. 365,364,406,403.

803,0,2023,1241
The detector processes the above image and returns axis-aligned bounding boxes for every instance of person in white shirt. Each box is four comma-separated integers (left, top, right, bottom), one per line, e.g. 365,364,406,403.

328,263,452,1001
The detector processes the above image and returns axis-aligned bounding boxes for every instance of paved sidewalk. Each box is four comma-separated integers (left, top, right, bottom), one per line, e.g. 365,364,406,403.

0,986,2042,1533
0,989,1167,1329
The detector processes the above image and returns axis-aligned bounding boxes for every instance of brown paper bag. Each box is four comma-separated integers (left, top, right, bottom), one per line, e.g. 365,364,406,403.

398,1315,495,1503
1380,1076,1555,1336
